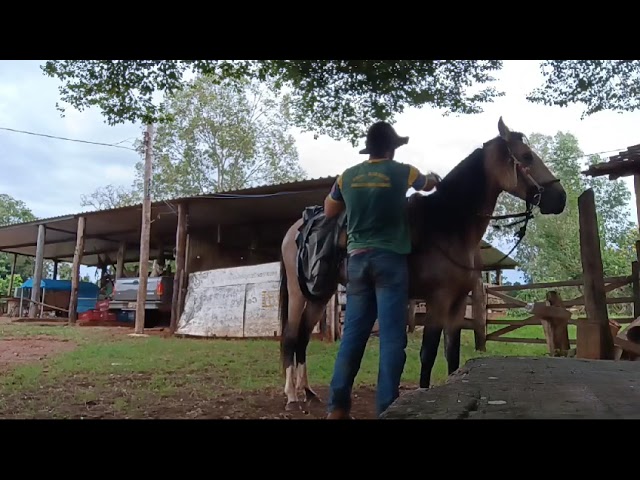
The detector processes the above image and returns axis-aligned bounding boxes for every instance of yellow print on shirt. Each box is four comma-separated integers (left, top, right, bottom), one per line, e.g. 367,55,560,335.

351,172,391,188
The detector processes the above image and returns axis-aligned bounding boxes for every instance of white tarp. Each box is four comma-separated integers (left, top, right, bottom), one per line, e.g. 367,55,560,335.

177,262,284,338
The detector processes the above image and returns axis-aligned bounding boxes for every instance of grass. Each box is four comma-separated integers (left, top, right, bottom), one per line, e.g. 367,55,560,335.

0,321,556,417
0,323,550,390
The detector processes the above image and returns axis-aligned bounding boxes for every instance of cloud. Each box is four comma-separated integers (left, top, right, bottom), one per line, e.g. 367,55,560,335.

0,60,141,218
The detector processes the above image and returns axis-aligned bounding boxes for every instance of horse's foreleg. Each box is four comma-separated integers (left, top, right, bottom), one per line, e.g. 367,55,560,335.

296,300,327,404
283,289,306,411
419,306,443,389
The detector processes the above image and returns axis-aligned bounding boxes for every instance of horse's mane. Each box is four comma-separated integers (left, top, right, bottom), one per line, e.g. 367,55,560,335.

409,138,497,243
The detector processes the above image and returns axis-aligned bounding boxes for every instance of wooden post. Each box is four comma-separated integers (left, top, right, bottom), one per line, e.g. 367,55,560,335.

633,175,640,234
28,224,46,318
472,275,487,351
52,260,58,280
540,291,571,356
170,202,187,334
407,300,417,333
180,232,191,316
632,258,640,320
496,269,502,285
68,217,85,324
116,242,126,279
576,188,615,360
135,123,154,334
325,294,337,342
6,253,17,296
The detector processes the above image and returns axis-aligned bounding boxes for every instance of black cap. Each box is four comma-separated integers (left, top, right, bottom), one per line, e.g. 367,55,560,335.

359,121,409,155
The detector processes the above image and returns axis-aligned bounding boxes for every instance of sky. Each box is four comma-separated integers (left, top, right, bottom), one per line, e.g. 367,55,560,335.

1,60,639,282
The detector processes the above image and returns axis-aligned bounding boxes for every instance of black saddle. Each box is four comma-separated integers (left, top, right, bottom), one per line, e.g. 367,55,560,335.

295,206,347,303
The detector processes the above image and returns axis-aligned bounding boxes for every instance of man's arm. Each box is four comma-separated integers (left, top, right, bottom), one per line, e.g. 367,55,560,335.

408,165,441,192
324,175,345,218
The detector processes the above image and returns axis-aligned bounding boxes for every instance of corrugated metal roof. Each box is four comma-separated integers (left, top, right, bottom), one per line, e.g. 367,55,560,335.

0,176,339,266
0,175,517,270
0,175,340,229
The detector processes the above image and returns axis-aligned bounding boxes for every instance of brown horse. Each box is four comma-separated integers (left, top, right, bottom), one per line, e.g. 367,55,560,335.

278,117,567,411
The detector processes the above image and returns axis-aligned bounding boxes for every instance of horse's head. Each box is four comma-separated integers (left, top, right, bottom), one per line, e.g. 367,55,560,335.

486,117,566,215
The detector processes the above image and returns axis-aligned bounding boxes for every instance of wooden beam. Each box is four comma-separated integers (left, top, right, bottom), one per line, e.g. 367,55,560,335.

486,315,539,339
486,288,528,307
577,188,615,360
407,300,417,333
633,261,640,320
539,291,571,356
6,253,17,296
490,337,577,345
135,123,154,334
52,260,58,280
563,278,630,308
68,217,86,324
472,275,487,351
0,230,138,250
28,225,46,318
325,294,337,342
170,202,188,334
488,275,632,292
116,241,126,279
634,175,640,233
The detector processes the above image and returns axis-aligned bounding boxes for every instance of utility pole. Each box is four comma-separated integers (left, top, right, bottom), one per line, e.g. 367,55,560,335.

134,123,154,334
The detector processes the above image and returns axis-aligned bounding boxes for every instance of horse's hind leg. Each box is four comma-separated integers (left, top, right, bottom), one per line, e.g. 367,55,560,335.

283,286,306,411
443,296,466,375
296,300,327,404
443,328,462,375
419,294,449,389
419,322,442,389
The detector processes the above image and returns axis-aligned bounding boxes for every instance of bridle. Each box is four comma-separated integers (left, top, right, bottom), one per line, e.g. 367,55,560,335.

433,138,562,272
481,140,561,267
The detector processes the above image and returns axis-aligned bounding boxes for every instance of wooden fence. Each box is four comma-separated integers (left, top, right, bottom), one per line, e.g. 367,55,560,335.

482,275,636,347
320,273,638,353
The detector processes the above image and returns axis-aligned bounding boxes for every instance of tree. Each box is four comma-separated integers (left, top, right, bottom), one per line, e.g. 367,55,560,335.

0,194,38,287
41,60,505,145
81,76,307,207
485,131,635,310
527,61,640,117
80,184,140,210
0,193,36,226
130,76,306,199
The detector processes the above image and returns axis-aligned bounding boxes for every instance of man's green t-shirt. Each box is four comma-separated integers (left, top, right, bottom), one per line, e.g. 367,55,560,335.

328,158,428,255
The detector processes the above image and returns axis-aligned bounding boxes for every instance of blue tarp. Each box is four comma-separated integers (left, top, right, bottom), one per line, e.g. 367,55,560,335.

19,279,100,313
21,278,99,295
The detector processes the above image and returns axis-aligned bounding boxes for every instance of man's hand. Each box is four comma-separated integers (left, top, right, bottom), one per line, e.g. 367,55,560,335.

425,172,442,191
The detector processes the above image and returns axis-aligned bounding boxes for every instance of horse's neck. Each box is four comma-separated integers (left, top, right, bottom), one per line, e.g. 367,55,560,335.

465,184,502,249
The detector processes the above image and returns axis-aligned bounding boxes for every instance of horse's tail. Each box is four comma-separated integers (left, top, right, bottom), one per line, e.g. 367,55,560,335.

278,254,289,375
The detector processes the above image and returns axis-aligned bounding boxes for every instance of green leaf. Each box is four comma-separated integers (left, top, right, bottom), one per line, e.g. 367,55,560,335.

41,60,505,145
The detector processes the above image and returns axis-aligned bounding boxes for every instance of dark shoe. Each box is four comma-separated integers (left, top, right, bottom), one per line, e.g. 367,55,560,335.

326,408,353,419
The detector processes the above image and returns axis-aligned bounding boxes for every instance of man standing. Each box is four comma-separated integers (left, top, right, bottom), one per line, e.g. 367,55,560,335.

323,121,440,419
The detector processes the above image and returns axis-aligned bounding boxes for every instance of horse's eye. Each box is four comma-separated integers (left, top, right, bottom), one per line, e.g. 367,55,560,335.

522,152,534,163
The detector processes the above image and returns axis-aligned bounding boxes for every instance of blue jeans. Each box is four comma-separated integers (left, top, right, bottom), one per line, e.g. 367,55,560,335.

328,248,409,417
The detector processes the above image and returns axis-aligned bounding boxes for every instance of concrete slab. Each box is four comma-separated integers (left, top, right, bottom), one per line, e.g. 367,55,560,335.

381,356,640,419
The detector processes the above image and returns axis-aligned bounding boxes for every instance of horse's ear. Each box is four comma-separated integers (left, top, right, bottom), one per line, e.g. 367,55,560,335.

498,116,510,140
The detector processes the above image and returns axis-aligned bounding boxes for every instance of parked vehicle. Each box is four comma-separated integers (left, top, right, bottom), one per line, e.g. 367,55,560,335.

108,275,174,327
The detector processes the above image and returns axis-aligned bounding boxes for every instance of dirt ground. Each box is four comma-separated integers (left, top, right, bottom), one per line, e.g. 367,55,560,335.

0,327,409,419
0,336,76,369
